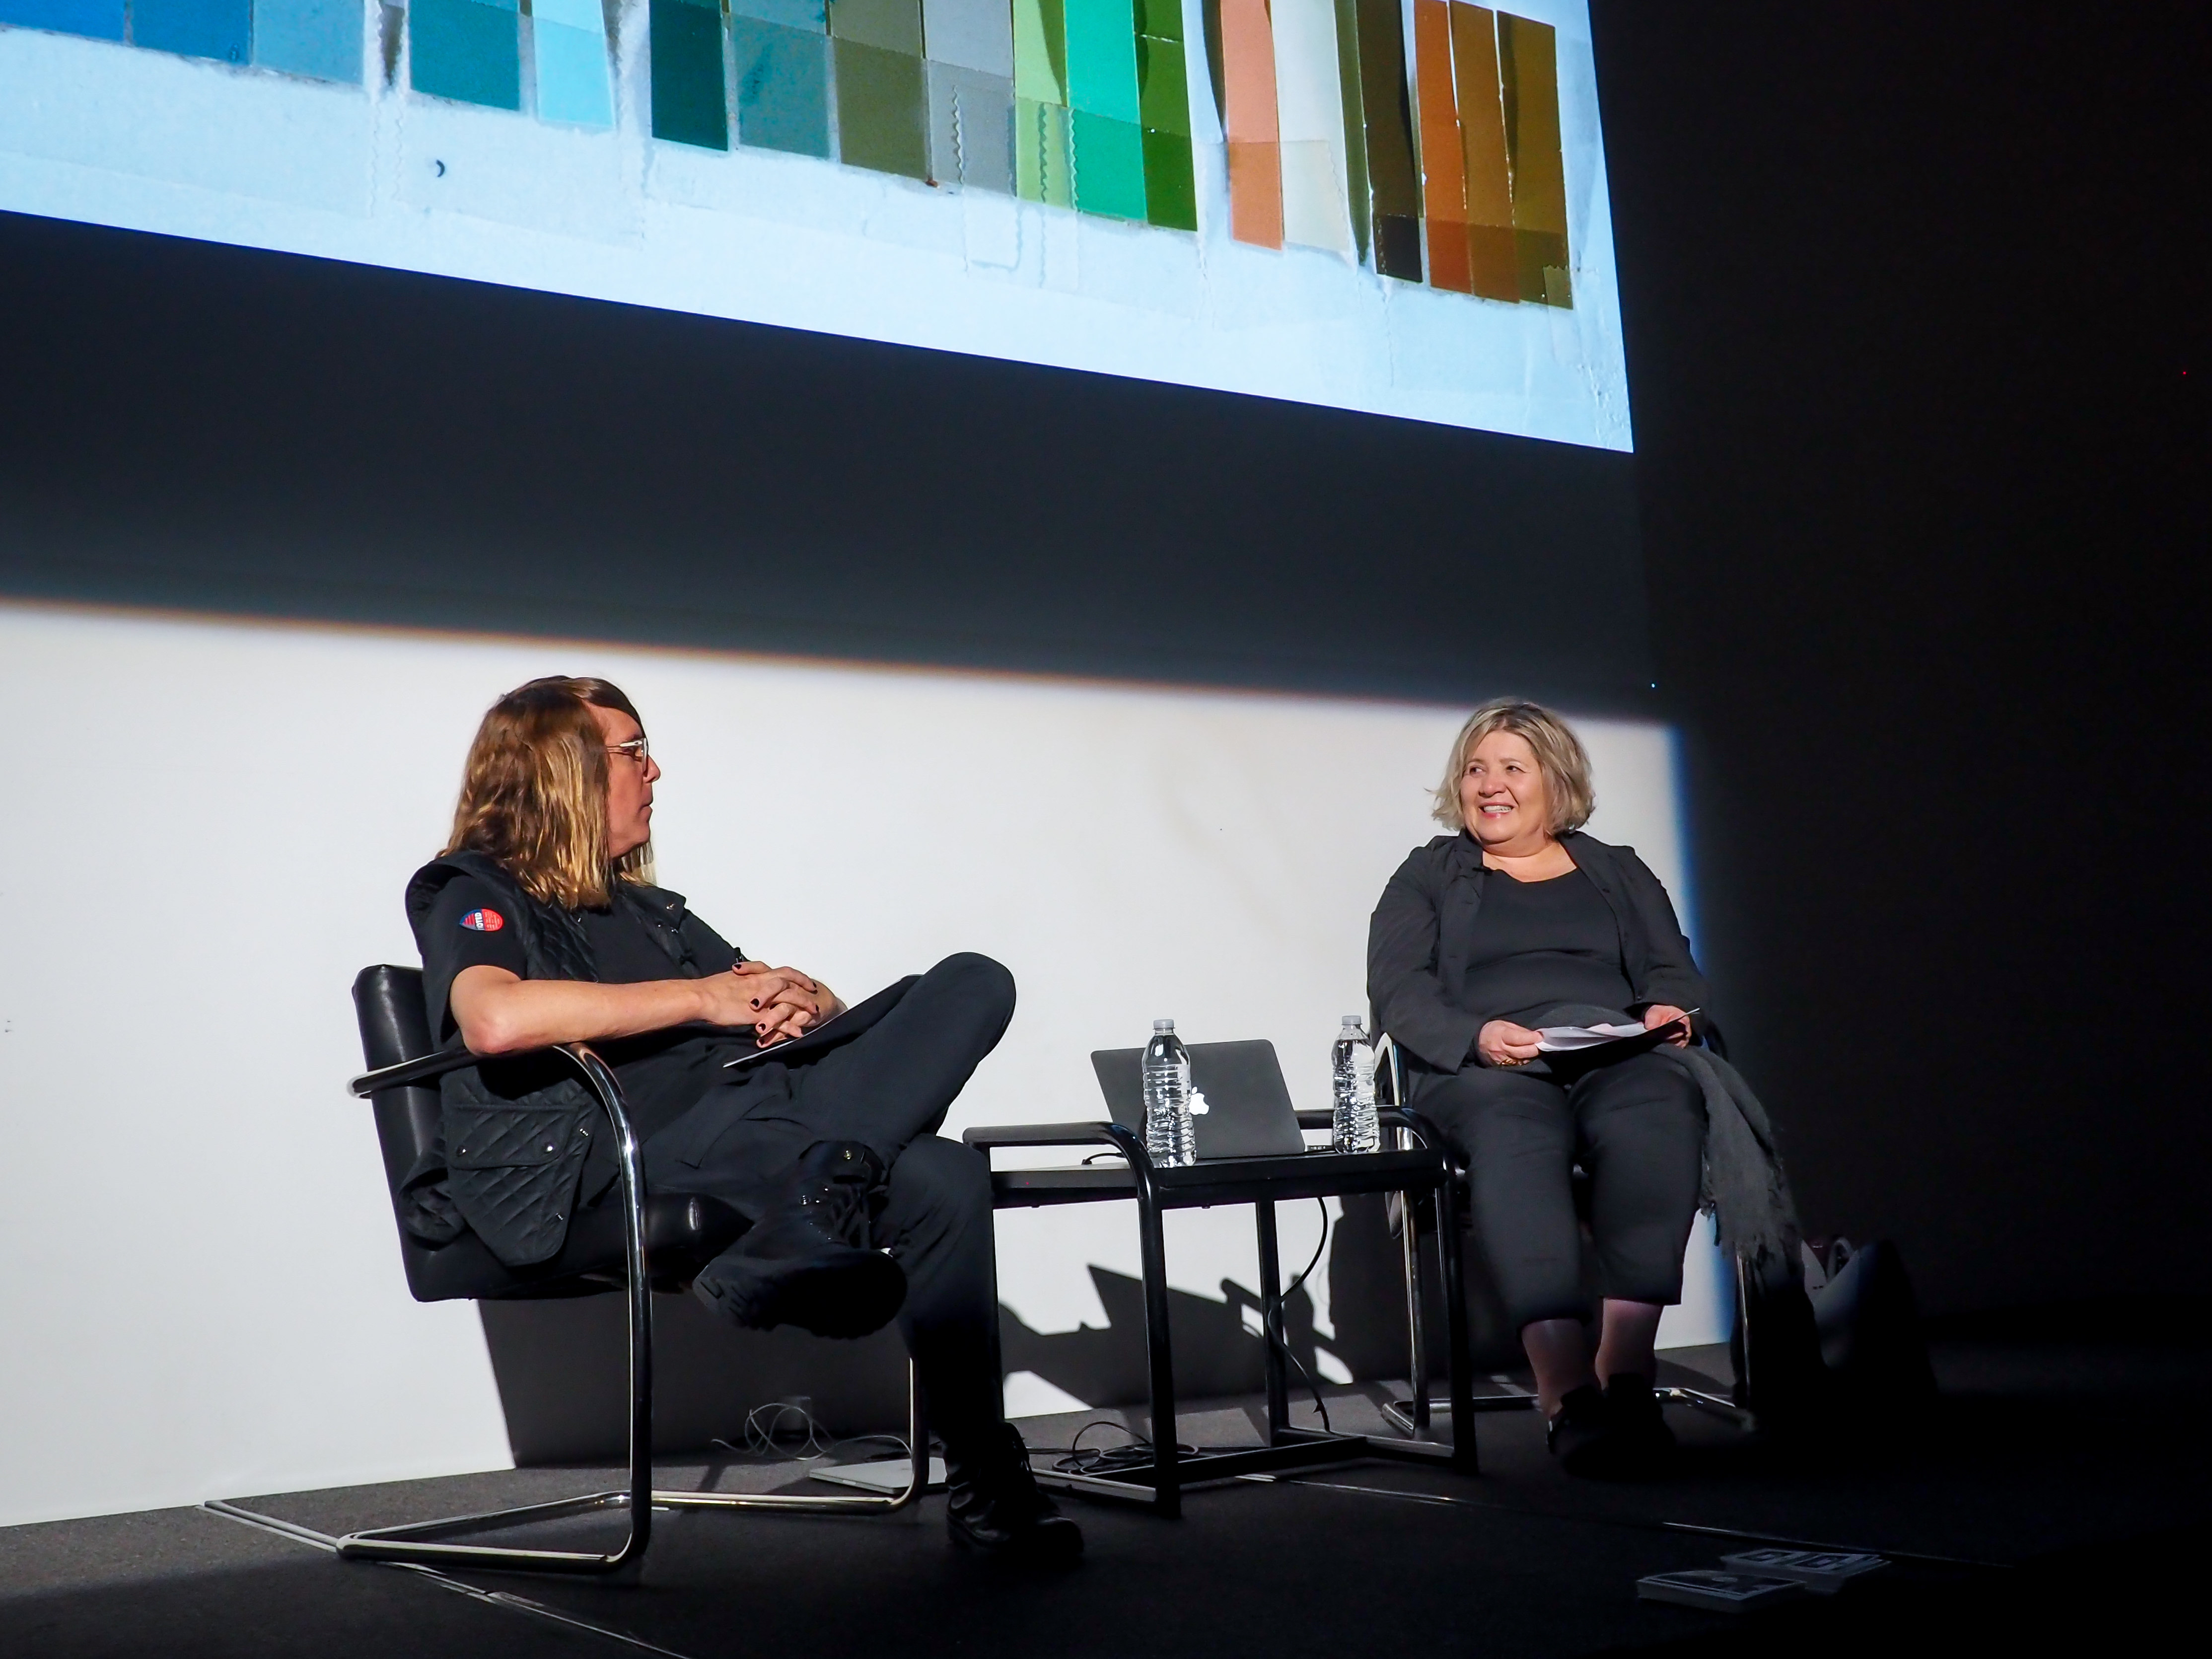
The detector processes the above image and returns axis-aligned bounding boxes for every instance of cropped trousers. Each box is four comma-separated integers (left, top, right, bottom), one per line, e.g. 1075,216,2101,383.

1416,1049,1706,1334
642,952,1015,1452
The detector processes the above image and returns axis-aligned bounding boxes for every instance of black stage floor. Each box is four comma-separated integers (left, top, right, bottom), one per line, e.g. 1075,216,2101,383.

5,1309,2205,1657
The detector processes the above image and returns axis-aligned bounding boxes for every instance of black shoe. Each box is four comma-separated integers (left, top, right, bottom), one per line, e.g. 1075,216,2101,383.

1550,1374,1677,1479
1546,1383,1610,1472
946,1424,1084,1563
690,1142,906,1339
1600,1372,1678,1474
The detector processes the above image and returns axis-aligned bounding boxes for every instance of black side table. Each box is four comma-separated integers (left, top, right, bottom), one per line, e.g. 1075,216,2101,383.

964,1116,1477,1516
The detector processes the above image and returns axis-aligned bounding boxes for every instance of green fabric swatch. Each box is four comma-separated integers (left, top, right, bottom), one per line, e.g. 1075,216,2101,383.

1129,0,1178,43
1071,109,1145,218
1012,0,1067,106
835,37,930,178
1014,95,1073,205
1136,32,1188,136
828,0,921,53
1141,128,1196,228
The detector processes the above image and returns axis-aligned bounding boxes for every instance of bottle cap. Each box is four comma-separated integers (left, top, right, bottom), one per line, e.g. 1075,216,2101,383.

1153,1018,1175,1032
1342,1015,1362,1026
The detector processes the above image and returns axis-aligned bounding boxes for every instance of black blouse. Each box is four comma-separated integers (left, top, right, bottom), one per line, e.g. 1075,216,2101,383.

1457,866,1636,1028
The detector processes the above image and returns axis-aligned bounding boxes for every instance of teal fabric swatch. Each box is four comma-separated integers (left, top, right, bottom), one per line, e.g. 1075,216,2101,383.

650,0,730,148
410,0,521,110
253,0,364,82
1062,0,1138,122
733,16,833,157
132,0,250,62
732,0,826,27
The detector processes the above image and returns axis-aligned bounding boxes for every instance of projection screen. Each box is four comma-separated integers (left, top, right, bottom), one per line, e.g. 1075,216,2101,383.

0,0,1627,445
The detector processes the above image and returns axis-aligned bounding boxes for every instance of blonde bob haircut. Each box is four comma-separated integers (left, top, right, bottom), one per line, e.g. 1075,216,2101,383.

443,676,651,910
1431,699,1596,836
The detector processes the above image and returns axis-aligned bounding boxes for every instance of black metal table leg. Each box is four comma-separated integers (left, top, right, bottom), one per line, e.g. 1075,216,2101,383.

1133,1159,1180,1516
1255,1200,1290,1443
1435,1177,1478,1473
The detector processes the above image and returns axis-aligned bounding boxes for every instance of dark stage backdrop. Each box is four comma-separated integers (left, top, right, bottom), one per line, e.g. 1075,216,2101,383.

0,209,1652,711
1590,1,2208,1314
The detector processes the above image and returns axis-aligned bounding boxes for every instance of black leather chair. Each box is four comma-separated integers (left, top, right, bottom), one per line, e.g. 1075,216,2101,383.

319,964,928,1577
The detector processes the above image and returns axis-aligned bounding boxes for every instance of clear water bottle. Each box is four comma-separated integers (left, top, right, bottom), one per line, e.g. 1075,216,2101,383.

1331,1015,1379,1154
1142,1019,1197,1168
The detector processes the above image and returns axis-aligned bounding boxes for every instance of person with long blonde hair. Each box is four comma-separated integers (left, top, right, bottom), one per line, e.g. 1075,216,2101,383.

1369,698,1709,1477
405,675,1078,1560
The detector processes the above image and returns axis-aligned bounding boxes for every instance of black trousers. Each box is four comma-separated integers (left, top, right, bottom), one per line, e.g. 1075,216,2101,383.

1416,1049,1706,1334
643,952,1015,1451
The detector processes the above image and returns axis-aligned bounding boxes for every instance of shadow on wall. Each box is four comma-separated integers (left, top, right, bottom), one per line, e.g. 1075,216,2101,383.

479,1196,1526,1464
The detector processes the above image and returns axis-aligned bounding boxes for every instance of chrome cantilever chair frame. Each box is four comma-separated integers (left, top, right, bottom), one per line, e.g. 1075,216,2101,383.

1365,1034,1753,1433
328,1040,927,1578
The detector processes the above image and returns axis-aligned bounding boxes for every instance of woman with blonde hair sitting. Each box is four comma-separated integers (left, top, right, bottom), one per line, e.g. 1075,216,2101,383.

1369,699,1710,1476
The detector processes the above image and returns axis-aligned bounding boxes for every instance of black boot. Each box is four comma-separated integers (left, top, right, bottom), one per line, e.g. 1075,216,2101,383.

945,1424,1083,1562
1599,1372,1678,1475
1546,1383,1610,1473
691,1142,907,1339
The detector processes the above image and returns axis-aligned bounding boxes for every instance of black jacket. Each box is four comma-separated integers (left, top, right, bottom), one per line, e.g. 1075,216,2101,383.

398,852,912,1266
398,851,746,1267
1366,830,1710,1074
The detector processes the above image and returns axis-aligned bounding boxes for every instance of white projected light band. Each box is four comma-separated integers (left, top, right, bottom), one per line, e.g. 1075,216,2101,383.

0,601,1707,1525
0,0,1629,445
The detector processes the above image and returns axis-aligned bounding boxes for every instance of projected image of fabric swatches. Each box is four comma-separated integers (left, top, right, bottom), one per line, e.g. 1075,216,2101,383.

132,0,249,62
650,0,730,148
411,0,522,111
252,0,364,82
532,0,614,128
734,14,834,158
0,0,124,42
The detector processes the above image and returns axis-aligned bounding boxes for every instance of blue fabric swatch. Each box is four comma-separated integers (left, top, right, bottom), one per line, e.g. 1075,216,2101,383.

0,0,125,41
132,0,251,62
252,0,364,83
533,15,613,126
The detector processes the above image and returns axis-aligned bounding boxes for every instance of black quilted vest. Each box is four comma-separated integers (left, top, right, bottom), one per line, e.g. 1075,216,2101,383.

402,852,703,1268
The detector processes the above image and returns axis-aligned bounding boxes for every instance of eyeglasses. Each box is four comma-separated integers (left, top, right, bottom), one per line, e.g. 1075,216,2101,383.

606,736,651,766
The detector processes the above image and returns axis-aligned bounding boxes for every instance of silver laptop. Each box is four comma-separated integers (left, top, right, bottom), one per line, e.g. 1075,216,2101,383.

1088,1039,1308,1161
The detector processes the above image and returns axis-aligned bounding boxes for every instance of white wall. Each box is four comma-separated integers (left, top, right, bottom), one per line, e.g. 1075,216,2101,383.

0,599,1694,1524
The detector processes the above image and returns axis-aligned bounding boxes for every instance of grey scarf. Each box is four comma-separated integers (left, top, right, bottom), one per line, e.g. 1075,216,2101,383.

1670,1046,1802,1280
